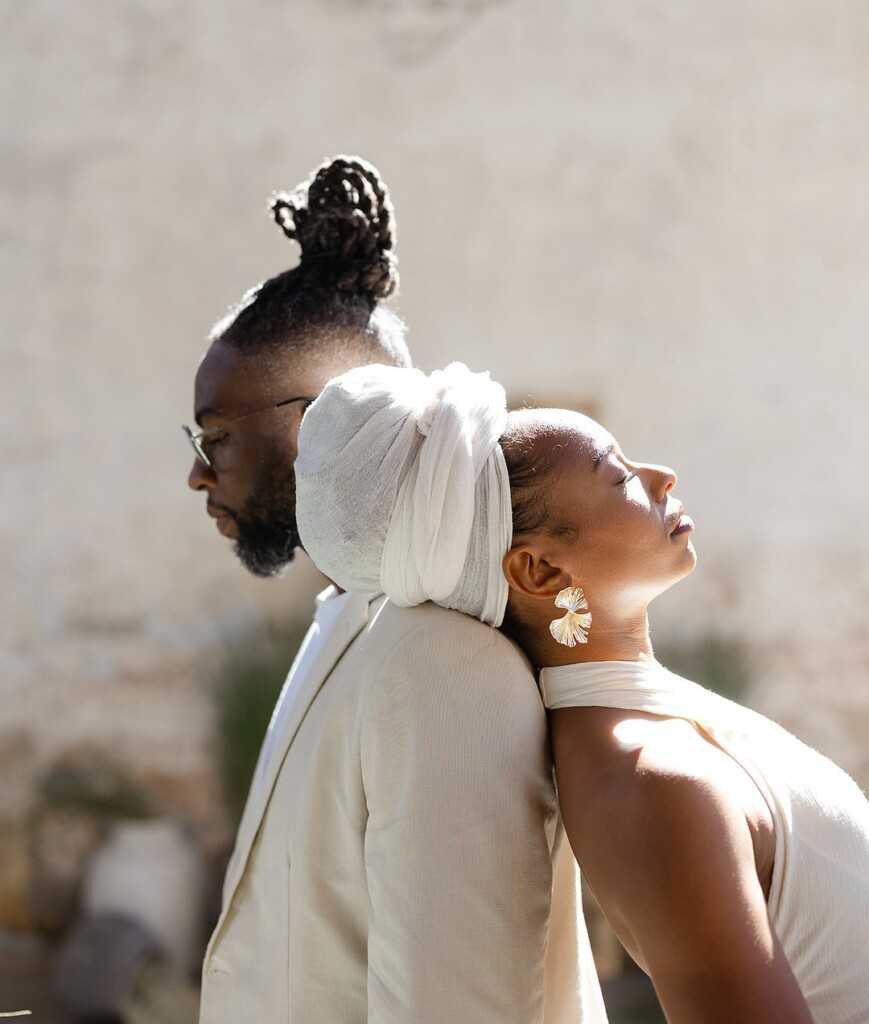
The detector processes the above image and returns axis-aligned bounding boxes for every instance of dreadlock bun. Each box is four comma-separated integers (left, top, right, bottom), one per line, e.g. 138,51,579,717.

270,156,399,302
211,155,409,368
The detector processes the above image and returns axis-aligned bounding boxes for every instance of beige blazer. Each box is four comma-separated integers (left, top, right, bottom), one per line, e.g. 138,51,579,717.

199,592,606,1024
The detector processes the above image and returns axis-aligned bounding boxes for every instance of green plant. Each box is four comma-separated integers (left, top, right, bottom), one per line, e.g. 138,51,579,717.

654,633,752,703
38,755,151,819
211,624,308,825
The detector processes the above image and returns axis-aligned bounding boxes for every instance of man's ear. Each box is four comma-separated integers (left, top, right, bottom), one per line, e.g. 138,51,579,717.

503,544,573,600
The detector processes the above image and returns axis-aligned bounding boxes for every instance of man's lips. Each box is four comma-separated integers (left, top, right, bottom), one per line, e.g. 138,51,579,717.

208,504,239,539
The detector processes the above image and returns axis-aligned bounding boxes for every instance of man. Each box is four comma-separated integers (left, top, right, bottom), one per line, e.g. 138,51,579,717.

185,156,606,1023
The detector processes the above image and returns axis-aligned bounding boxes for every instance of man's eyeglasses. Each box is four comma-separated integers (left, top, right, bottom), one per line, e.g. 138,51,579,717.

183,395,314,470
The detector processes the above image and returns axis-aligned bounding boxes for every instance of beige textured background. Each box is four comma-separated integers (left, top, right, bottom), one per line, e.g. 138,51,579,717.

3,0,868,899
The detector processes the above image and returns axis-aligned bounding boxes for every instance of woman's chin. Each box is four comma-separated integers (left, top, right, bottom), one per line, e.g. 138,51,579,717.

686,539,698,569
677,540,698,578
657,546,698,597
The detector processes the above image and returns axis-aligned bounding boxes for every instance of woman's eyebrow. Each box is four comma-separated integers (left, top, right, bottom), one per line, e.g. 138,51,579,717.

593,443,615,470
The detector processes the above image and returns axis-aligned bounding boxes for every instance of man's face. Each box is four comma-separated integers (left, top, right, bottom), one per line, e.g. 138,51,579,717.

187,340,328,577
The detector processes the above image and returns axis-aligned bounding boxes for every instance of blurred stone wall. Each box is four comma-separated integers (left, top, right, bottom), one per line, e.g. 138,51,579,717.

3,0,868,927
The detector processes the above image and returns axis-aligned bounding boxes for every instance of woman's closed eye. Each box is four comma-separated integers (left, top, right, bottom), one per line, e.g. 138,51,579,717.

618,470,638,486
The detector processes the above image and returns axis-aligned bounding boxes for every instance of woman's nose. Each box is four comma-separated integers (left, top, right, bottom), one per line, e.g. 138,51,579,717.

644,464,677,502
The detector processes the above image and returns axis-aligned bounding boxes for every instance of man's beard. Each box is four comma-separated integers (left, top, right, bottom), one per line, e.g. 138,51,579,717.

231,466,300,578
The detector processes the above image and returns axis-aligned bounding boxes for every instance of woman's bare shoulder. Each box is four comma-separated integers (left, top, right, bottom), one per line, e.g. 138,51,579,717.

551,706,770,868
550,708,764,954
550,706,765,911
549,705,734,809
549,704,810,1023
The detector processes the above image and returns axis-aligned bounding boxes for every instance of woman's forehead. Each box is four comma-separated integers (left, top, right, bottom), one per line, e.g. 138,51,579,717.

504,408,616,481
567,411,613,450
525,409,613,460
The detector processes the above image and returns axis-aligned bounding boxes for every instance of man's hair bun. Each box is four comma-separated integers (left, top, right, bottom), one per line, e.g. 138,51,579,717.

270,155,399,302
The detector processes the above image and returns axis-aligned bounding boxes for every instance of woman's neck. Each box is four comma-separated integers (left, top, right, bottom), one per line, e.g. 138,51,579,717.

511,606,655,669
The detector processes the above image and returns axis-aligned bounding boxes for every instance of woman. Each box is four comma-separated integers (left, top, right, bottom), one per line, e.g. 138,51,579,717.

295,362,869,1024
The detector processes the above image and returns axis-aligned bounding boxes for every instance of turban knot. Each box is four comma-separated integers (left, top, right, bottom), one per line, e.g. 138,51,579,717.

295,362,512,626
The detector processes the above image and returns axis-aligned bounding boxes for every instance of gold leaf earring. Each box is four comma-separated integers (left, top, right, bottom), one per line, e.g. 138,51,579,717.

549,587,592,647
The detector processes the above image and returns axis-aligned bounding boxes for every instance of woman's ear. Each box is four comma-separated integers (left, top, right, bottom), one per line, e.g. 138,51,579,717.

503,543,572,600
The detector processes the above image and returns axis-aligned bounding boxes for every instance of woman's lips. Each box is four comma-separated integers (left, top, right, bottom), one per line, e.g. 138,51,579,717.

671,514,695,537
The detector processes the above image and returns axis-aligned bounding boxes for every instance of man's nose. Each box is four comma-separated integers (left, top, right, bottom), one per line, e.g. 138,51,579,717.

188,458,216,492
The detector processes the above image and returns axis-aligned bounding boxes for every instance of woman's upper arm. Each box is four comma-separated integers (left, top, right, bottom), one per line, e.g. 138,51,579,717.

551,709,814,1024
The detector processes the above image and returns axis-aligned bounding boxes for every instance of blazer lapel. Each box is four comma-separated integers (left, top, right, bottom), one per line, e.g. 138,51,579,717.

216,591,379,923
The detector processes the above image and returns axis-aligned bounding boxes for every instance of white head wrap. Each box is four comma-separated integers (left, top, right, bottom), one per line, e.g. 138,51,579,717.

295,362,512,627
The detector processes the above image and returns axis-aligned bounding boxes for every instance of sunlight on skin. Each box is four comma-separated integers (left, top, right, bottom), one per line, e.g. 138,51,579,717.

612,716,700,754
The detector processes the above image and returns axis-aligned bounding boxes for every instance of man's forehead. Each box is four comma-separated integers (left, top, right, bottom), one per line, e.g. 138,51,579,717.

193,341,317,415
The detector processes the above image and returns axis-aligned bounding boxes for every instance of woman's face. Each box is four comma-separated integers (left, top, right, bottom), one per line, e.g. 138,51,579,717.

536,411,696,605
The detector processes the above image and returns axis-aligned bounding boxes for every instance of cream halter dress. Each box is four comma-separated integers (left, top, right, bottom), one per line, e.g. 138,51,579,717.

540,659,869,1024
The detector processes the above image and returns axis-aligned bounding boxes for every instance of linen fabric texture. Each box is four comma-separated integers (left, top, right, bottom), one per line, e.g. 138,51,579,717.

199,589,608,1024
295,361,512,627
